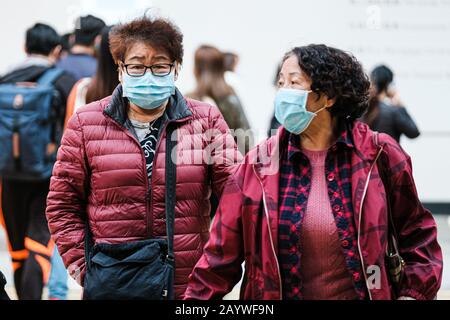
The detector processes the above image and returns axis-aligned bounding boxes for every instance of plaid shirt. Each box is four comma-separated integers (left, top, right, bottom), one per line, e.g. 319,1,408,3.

278,127,367,300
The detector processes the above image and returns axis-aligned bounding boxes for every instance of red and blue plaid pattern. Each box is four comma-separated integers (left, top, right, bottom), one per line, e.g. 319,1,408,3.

278,127,368,300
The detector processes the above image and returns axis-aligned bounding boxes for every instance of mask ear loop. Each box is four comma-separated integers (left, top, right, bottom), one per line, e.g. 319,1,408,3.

296,103,328,134
314,104,329,115
295,113,316,135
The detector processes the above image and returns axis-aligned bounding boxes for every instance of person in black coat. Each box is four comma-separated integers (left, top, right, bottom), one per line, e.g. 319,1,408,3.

362,65,420,143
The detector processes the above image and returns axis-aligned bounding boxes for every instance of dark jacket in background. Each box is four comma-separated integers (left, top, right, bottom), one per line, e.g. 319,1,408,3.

216,95,251,132
368,101,420,142
216,94,252,155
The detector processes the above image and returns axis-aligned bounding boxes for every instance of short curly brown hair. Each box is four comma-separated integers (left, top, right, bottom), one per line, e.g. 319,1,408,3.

109,16,184,64
285,44,370,123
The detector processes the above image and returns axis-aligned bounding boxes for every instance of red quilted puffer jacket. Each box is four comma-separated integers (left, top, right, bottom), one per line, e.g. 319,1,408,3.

46,86,240,299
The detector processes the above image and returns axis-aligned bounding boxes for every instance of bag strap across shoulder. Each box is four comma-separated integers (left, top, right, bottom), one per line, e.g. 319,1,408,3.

375,132,400,266
37,68,64,86
373,132,400,244
165,123,177,300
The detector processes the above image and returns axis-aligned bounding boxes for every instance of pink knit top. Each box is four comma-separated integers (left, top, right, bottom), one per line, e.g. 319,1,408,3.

300,148,357,300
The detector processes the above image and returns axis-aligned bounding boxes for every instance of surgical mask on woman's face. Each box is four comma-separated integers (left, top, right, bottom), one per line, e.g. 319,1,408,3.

274,88,327,135
122,71,176,110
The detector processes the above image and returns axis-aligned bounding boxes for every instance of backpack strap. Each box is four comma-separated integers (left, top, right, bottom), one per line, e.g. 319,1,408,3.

37,68,64,86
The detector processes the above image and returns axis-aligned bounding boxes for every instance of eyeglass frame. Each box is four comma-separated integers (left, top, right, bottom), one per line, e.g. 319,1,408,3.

120,61,176,77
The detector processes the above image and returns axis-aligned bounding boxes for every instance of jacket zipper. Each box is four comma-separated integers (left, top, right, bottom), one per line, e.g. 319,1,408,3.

357,146,384,301
252,165,283,300
103,112,150,235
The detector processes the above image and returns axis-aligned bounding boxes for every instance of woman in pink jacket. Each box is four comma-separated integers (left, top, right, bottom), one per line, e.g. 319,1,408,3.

46,16,240,299
185,44,443,300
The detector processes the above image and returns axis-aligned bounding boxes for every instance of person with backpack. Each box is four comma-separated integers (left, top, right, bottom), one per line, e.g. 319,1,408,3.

0,23,76,300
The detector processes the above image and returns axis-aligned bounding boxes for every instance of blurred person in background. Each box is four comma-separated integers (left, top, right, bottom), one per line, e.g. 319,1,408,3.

60,33,73,60
46,16,239,300
0,23,76,300
187,45,252,155
361,65,420,143
223,51,243,101
57,15,106,81
64,25,119,128
185,44,442,300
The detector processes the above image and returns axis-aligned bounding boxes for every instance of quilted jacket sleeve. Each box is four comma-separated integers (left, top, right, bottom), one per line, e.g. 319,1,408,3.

207,106,242,198
184,165,246,300
46,112,89,286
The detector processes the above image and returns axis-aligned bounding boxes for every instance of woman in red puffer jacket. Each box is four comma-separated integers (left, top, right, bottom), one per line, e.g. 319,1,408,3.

46,16,240,299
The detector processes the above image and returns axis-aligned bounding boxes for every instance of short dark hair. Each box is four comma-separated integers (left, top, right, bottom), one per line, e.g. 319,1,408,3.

371,65,394,94
285,44,371,123
25,23,61,56
61,32,73,52
74,15,106,46
109,16,184,64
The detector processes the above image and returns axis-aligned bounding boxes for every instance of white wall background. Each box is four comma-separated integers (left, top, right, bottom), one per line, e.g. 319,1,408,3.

1,0,449,202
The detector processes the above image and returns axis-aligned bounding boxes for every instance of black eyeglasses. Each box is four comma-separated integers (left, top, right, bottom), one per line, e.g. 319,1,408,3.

121,62,175,77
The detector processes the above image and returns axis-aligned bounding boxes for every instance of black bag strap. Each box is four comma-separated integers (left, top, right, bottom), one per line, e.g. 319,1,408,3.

165,123,177,300
37,68,64,86
374,133,400,249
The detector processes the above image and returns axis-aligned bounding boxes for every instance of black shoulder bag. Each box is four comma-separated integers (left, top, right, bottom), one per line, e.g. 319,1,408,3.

374,133,406,298
83,124,177,300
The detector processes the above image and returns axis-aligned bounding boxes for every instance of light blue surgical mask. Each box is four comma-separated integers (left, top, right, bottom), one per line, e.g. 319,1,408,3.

274,88,327,135
122,71,176,110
